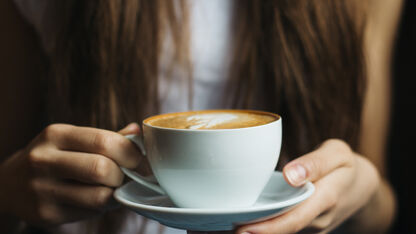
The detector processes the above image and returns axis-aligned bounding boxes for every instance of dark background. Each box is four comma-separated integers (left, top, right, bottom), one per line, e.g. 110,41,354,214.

389,0,416,233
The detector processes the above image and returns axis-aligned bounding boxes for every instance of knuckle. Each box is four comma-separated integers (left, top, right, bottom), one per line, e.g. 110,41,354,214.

306,157,324,178
319,218,333,231
38,205,49,219
324,188,338,209
93,187,113,207
109,133,130,151
92,132,113,154
28,179,49,202
311,215,334,232
324,138,354,166
27,148,45,168
38,205,57,225
91,157,112,182
114,170,125,186
42,124,66,140
28,178,41,192
293,220,308,233
325,139,352,153
283,212,309,233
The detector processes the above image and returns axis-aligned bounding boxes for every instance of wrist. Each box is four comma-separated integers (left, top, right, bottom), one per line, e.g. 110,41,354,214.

339,157,395,233
353,178,395,232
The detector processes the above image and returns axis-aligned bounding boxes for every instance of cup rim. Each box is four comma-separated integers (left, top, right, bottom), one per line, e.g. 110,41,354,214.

142,109,281,132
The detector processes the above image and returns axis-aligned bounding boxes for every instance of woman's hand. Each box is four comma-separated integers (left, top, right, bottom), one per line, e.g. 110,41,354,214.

0,123,143,227
235,139,380,234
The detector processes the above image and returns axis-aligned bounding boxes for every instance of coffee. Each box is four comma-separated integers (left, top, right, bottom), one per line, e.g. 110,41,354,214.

145,110,278,130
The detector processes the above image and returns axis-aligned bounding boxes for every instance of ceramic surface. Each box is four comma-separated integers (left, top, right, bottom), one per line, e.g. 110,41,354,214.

124,112,282,208
115,171,314,231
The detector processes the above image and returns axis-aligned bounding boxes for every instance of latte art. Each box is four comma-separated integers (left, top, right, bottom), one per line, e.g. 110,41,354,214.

186,113,237,129
145,110,278,130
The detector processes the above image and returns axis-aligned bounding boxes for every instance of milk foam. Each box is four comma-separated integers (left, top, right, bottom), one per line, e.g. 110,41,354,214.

146,110,277,130
187,114,238,129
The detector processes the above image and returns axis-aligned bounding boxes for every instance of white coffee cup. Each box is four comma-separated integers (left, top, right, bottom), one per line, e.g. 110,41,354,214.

122,110,282,209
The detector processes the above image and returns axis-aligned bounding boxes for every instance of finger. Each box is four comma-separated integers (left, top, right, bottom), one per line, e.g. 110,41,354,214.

236,176,338,234
41,124,141,168
32,148,124,187
118,123,153,176
34,202,101,226
54,204,101,225
33,177,117,211
187,231,233,234
118,123,141,136
283,139,353,186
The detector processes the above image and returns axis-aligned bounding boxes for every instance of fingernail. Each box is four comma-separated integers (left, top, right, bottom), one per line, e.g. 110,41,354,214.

286,164,307,186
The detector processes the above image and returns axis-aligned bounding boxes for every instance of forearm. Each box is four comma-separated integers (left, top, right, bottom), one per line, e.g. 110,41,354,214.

339,177,396,233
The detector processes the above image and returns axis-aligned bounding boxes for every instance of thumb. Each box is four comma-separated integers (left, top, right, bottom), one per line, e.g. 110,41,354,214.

118,122,140,135
283,139,352,187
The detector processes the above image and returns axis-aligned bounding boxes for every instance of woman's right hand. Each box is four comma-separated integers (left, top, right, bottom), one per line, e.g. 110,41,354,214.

0,123,142,227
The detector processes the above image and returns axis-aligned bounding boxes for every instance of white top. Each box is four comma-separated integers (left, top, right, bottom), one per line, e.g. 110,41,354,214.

14,0,233,113
159,0,233,113
13,0,232,233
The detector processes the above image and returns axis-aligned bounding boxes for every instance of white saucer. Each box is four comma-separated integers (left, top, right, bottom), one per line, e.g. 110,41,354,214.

114,171,314,231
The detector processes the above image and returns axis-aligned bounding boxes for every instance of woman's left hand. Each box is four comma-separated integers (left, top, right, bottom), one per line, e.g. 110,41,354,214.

234,139,380,234
188,139,380,234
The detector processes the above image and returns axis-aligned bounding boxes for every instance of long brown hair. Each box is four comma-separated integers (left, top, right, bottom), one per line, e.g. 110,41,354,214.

45,1,189,233
44,0,366,233
48,0,189,130
228,0,366,161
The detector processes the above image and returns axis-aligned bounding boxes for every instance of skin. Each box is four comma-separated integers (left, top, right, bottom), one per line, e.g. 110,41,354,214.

0,3,145,229
191,0,403,233
0,123,143,227
189,140,388,234
0,0,402,233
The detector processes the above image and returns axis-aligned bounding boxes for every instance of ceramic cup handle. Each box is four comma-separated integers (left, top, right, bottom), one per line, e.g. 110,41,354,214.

121,134,166,195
